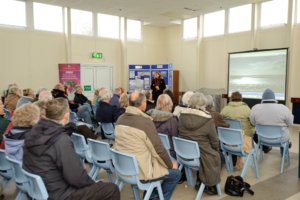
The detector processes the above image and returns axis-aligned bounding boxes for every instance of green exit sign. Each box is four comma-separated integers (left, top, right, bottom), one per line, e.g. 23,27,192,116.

84,85,91,91
92,52,102,59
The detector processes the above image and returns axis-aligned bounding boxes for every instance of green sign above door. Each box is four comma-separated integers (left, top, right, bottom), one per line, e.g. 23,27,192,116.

92,52,103,59
84,85,91,91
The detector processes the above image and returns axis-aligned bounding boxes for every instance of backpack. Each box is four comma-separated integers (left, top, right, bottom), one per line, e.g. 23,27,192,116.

225,176,254,197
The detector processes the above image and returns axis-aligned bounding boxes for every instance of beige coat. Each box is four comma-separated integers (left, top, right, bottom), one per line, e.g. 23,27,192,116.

115,106,173,181
4,93,20,111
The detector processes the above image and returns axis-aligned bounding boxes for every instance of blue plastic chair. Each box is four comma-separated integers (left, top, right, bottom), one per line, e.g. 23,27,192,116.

21,169,48,200
0,149,12,189
101,123,116,143
87,139,119,184
69,111,94,129
172,137,222,200
158,133,177,163
72,133,96,176
3,108,11,121
6,156,29,200
255,124,290,173
218,127,259,179
110,149,164,200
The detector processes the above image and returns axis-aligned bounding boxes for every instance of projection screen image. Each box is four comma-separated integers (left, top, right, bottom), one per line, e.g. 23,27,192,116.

228,49,287,100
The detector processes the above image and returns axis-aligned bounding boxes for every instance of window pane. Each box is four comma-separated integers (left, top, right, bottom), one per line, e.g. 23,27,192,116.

229,4,251,33
183,18,197,39
34,2,63,32
261,0,288,27
0,0,26,27
98,14,119,39
127,19,141,40
204,10,225,37
71,9,93,36
297,0,300,23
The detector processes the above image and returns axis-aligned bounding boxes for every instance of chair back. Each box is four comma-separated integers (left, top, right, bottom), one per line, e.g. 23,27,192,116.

3,108,11,121
22,169,49,200
172,137,200,169
6,156,28,192
110,149,139,185
0,150,13,179
218,127,244,155
223,118,242,129
92,105,97,115
101,123,115,140
256,124,282,145
87,139,113,170
72,133,88,159
69,111,77,122
158,133,170,150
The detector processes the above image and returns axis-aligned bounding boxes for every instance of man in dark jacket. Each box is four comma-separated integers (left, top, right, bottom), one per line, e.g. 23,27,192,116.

51,83,93,125
74,85,89,105
143,90,155,112
22,98,120,200
96,89,117,123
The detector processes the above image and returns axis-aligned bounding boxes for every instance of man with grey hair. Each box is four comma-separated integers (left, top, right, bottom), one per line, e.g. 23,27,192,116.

205,95,229,130
74,85,89,105
109,87,121,108
31,87,48,103
39,91,53,101
96,89,117,123
143,90,155,112
4,83,18,102
173,91,194,118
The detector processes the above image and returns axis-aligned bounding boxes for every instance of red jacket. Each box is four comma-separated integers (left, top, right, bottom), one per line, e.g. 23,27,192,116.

0,110,14,149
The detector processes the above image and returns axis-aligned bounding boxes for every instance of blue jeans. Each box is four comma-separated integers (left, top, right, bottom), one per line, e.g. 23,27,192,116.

77,105,93,125
140,169,181,200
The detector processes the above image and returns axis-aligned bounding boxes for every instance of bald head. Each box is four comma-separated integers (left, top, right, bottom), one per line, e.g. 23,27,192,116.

54,83,64,91
39,91,53,101
99,89,110,103
129,92,146,111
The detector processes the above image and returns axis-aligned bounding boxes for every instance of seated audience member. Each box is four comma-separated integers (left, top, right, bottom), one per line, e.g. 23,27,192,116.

74,85,89,105
205,95,229,130
0,109,15,150
96,89,117,123
147,94,178,159
22,98,120,200
115,92,181,200
4,83,18,100
64,85,68,97
250,89,293,155
39,91,53,101
173,91,194,118
143,90,155,112
178,93,224,194
31,87,48,103
4,104,40,161
96,87,106,107
4,86,20,111
0,100,10,145
92,89,99,105
33,100,47,118
163,89,176,113
109,87,121,108
16,88,35,108
113,93,129,122
52,83,93,125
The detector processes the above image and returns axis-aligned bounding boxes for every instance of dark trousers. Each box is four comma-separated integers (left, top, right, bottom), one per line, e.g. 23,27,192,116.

65,182,120,200
253,132,269,151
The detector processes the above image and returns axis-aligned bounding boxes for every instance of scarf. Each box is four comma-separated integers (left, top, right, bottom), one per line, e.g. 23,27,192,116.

154,78,160,87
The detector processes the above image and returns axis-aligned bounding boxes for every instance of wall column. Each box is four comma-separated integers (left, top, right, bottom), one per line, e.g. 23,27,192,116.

64,7,72,63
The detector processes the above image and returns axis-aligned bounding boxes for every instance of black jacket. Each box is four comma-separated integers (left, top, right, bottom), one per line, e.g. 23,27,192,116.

22,118,94,200
96,101,117,123
150,79,166,103
51,89,79,110
145,100,156,112
74,93,89,105
113,107,126,123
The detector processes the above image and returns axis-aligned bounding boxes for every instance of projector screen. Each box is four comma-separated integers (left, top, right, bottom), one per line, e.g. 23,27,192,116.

228,49,288,100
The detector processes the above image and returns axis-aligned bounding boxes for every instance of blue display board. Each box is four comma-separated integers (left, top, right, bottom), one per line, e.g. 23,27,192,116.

151,63,173,91
128,65,151,94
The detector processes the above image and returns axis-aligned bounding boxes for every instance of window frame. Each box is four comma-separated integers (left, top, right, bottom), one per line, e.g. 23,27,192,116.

71,9,94,37
127,19,143,42
182,17,198,41
0,0,27,29
97,13,120,40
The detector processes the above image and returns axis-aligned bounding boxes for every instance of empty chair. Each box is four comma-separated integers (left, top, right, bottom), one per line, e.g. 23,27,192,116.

3,108,11,121
218,127,259,179
69,111,93,129
110,149,164,200
158,133,176,163
87,139,119,183
6,156,29,200
0,149,12,189
255,124,290,173
101,123,115,143
22,168,48,200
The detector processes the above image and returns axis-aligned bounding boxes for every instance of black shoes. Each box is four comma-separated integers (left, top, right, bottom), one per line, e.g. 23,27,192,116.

195,180,218,195
263,147,272,153
195,179,201,190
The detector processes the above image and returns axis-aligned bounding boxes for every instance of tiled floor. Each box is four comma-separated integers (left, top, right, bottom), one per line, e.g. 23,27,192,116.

1,126,300,200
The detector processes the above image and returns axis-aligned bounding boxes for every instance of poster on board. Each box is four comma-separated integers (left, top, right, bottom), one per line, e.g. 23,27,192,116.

58,64,81,99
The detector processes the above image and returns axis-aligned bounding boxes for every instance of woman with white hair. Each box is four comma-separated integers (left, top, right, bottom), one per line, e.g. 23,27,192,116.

147,94,178,159
173,91,194,118
16,88,35,109
74,85,89,105
4,86,20,111
178,92,224,195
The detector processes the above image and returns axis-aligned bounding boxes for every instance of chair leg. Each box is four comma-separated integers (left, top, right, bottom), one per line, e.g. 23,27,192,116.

131,185,141,200
156,184,164,200
16,192,26,200
90,167,100,180
79,158,84,168
251,136,255,149
118,181,125,191
287,145,290,166
94,125,101,135
223,150,230,172
280,145,287,173
216,183,222,196
260,145,263,161
252,153,259,179
107,170,115,183
143,185,154,200
241,154,252,178
1,178,9,189
195,183,206,200
185,167,195,186
228,154,234,171
107,139,112,143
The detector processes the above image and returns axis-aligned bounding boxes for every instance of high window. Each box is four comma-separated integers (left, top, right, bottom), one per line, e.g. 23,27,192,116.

71,9,93,36
204,10,225,37
0,0,26,27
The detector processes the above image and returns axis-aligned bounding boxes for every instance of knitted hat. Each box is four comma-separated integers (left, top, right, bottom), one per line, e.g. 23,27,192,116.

262,89,275,100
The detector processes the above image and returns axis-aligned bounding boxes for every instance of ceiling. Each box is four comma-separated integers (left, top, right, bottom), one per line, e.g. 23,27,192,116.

32,0,270,27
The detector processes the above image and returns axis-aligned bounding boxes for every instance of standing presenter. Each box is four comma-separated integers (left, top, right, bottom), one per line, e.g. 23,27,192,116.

151,71,166,104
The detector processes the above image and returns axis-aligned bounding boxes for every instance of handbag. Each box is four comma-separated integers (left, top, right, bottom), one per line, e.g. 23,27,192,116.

225,176,254,197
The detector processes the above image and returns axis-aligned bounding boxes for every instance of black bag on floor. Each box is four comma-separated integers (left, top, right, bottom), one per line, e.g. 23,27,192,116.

225,176,254,197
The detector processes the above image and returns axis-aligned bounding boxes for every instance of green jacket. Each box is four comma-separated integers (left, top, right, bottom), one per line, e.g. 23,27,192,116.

0,114,10,143
220,102,255,137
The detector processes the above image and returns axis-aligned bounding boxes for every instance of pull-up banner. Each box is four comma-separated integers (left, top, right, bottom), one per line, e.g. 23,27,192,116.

58,63,81,95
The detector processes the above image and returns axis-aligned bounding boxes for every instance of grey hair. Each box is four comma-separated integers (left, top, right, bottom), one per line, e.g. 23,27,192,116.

54,83,63,90
182,91,194,105
99,89,110,101
7,83,17,90
9,86,19,95
39,91,53,101
36,87,48,95
143,90,151,100
205,95,214,109
74,85,82,93
188,93,207,110
129,93,146,108
113,87,121,95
